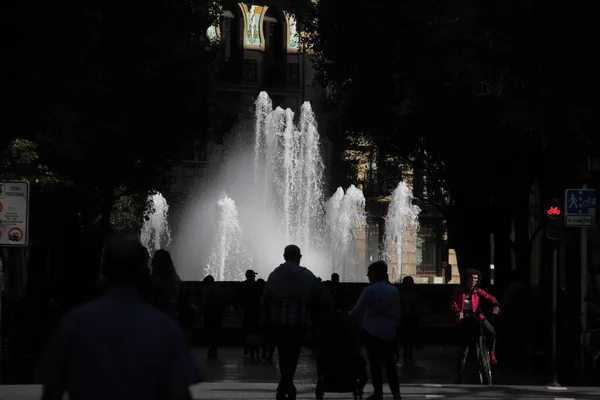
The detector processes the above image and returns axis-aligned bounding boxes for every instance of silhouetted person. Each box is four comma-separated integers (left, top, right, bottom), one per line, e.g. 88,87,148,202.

151,249,182,319
331,273,340,283
241,269,261,360
444,263,453,283
262,244,333,400
35,237,200,400
256,278,274,362
325,271,348,312
201,275,226,358
400,276,419,363
349,261,401,400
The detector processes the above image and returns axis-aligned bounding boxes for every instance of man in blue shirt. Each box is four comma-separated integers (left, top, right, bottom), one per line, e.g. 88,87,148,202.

36,237,201,400
349,261,401,400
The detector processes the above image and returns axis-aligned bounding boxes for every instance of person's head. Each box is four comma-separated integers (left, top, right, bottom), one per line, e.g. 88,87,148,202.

102,237,150,286
245,269,257,282
367,261,388,283
151,249,175,277
283,244,302,264
462,269,481,290
402,275,415,291
256,278,266,288
331,273,340,283
203,275,215,284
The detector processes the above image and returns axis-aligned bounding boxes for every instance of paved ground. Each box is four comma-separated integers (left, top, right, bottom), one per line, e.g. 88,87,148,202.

2,346,597,399
1,383,598,399
192,346,545,385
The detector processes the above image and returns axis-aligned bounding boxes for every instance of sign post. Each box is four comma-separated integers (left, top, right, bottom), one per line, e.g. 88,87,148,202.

564,188,597,227
0,181,29,374
0,181,30,247
564,187,596,376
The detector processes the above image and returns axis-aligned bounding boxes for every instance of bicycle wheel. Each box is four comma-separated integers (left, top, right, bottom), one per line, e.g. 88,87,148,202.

478,336,493,385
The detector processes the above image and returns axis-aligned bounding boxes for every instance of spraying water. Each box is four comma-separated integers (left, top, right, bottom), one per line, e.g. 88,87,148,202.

140,192,172,254
384,182,421,281
175,92,412,282
325,185,367,281
174,92,329,281
257,98,325,252
206,194,251,281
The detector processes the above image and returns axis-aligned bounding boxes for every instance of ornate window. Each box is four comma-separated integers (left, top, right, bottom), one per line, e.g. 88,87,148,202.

238,3,268,51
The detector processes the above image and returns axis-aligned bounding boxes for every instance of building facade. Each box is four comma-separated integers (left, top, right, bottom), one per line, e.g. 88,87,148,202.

164,1,448,283
165,1,329,213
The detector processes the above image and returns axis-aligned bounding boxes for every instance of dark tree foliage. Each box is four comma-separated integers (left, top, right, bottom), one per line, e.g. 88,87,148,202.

303,0,600,288
2,0,231,303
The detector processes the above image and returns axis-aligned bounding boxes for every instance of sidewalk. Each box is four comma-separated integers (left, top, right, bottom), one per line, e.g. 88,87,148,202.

193,346,547,386
1,383,599,399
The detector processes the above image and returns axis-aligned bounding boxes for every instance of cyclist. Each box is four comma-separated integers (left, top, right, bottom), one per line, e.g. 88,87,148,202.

451,269,500,384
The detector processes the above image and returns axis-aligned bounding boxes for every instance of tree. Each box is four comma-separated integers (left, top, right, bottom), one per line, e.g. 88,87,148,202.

304,0,600,289
3,0,232,302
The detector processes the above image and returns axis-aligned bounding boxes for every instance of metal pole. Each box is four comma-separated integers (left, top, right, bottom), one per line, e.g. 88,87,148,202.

551,246,559,385
580,229,588,374
0,255,3,379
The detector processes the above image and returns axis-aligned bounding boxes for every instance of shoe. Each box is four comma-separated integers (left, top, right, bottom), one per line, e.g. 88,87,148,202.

392,393,402,400
366,393,383,400
490,351,497,364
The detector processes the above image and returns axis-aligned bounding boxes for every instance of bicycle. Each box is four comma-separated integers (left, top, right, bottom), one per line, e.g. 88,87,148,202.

459,309,497,385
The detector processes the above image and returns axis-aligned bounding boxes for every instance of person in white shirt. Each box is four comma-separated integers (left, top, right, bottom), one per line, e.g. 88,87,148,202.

349,261,401,400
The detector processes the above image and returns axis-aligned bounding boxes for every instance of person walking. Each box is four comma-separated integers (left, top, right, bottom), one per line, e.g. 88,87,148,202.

349,261,401,400
262,245,333,400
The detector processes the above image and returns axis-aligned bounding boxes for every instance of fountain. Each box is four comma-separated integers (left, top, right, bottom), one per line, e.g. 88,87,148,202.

326,185,367,281
140,192,172,253
384,182,421,282
206,194,252,281
173,92,419,283
255,97,325,253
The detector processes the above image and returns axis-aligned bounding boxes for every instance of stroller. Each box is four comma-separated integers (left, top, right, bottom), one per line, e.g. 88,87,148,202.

314,312,368,400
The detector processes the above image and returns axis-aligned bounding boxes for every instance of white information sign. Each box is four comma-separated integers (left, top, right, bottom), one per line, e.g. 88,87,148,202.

0,181,30,246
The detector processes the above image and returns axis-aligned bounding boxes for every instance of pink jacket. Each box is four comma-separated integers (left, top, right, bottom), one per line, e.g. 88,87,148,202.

450,286,499,323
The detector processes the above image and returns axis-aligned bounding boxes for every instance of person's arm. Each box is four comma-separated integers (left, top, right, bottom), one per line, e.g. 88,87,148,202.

450,287,463,320
450,287,461,313
478,288,500,312
348,287,369,319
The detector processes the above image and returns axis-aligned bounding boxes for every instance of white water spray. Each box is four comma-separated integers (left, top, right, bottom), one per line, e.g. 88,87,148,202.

326,185,367,281
206,194,252,281
384,182,421,281
140,192,172,253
